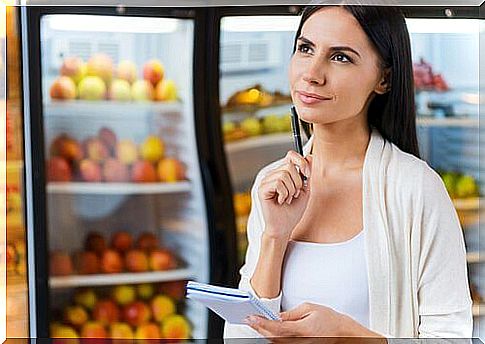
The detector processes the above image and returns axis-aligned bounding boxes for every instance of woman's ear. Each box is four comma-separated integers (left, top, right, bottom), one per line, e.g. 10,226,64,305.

375,67,391,95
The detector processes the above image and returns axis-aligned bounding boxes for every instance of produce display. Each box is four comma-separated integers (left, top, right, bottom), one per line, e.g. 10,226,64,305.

233,192,251,265
438,170,480,199
223,84,291,110
7,240,26,276
50,231,182,276
47,127,187,183
50,282,191,340
413,57,449,92
223,113,292,142
50,54,178,102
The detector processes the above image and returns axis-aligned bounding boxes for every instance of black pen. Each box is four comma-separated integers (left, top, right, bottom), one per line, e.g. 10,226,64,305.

290,106,307,182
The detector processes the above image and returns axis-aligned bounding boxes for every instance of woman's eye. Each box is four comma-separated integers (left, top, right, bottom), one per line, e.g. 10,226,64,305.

297,43,312,54
331,53,352,63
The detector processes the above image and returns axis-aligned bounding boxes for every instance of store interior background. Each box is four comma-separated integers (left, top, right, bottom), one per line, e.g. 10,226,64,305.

5,6,485,340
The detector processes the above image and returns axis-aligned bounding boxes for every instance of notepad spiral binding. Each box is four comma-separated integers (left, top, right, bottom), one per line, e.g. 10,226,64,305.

249,293,280,321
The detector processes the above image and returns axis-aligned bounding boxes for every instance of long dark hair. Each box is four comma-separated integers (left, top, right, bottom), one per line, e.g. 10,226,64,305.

293,5,420,158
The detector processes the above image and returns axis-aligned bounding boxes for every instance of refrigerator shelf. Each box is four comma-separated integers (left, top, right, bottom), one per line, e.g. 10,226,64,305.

44,100,183,117
225,132,292,154
473,303,485,317
416,117,478,128
49,268,194,289
467,252,485,264
47,181,191,195
453,197,484,211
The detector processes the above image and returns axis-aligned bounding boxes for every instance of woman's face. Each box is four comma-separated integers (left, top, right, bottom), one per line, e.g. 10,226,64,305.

289,6,389,126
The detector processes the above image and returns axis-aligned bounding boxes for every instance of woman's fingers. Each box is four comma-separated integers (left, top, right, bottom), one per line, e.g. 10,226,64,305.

259,151,312,204
285,151,311,178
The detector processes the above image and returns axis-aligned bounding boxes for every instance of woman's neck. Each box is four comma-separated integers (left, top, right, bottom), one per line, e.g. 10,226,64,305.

311,122,371,175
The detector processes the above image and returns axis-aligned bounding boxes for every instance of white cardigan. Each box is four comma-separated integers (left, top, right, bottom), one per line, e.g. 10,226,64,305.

224,127,473,339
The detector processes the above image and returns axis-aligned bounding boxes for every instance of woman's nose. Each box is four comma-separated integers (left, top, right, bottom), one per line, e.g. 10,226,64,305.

302,60,326,85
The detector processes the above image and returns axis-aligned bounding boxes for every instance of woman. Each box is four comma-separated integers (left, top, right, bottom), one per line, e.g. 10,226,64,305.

224,4,473,339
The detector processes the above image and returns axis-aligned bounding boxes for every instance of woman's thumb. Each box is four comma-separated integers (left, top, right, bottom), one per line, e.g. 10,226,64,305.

279,303,311,321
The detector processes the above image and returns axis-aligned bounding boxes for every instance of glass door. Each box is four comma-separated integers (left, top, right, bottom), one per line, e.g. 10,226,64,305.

23,7,213,340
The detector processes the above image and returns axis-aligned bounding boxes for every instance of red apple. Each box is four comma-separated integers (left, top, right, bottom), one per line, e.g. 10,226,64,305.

135,322,160,339
125,249,149,272
50,251,73,276
149,248,177,271
143,59,164,86
80,321,108,338
93,299,120,325
47,157,72,182
111,231,133,252
79,159,102,182
85,231,106,255
136,232,159,252
102,159,129,183
50,76,77,100
131,161,157,183
123,301,151,327
159,281,187,301
50,134,83,162
73,251,100,275
100,249,123,274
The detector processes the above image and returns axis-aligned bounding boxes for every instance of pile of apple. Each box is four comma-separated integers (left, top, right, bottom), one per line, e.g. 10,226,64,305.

438,170,480,199
50,231,181,276
50,54,178,102
223,114,292,142
47,127,187,183
413,57,449,92
50,282,191,340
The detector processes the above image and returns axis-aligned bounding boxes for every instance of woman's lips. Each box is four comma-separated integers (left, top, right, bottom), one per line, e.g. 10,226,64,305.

297,91,331,105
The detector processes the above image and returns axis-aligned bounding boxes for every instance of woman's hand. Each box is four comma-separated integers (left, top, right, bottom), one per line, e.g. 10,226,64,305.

244,302,385,341
258,151,312,241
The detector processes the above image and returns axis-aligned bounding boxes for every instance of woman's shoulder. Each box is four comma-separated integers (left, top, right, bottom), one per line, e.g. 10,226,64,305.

386,139,445,194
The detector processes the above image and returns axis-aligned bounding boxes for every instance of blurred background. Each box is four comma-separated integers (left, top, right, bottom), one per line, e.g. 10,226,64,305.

5,4,485,340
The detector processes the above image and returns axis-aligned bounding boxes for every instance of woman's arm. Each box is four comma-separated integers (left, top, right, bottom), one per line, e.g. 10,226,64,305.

250,232,288,298
416,165,473,338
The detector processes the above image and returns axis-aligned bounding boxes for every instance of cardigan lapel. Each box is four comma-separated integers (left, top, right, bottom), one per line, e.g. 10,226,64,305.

302,128,391,335
363,128,391,335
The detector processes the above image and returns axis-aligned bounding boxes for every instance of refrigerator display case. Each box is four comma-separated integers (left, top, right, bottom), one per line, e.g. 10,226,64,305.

213,4,484,337
21,7,237,339
6,6,29,338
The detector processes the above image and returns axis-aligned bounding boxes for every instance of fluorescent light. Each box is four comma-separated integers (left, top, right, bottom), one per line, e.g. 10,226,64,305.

44,14,179,33
405,18,480,34
221,16,301,32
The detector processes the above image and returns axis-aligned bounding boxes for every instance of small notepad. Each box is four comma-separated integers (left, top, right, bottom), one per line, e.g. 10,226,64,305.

186,281,280,324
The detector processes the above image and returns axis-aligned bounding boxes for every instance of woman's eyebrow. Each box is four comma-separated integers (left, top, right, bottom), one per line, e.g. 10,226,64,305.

297,36,361,58
329,46,361,58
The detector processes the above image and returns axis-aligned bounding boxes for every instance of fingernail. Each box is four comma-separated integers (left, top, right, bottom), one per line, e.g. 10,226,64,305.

295,191,300,198
245,316,257,324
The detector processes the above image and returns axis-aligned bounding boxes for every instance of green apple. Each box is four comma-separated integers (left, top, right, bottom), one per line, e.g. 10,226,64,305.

240,117,262,136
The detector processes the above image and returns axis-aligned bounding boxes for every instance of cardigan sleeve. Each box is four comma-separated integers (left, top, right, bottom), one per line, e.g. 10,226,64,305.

416,165,473,338
223,170,283,339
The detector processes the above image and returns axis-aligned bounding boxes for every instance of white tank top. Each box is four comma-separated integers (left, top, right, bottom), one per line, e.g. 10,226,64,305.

281,229,370,327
